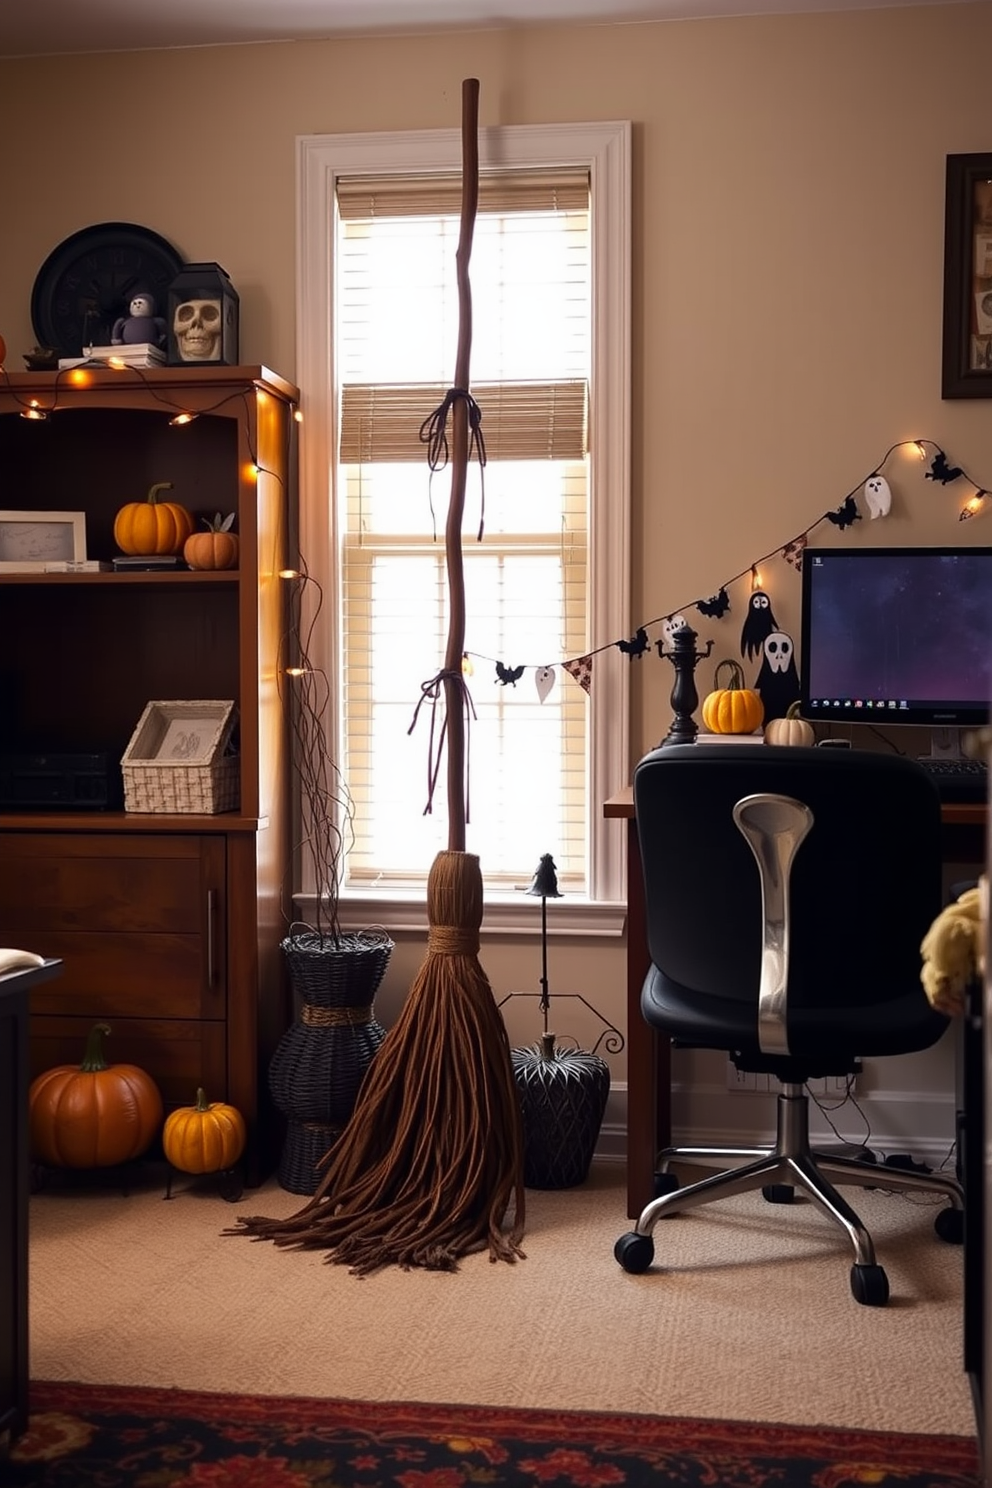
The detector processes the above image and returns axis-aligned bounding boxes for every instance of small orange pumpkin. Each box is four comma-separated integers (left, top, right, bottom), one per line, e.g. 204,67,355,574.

162,1087,246,1174
113,481,194,556
183,512,239,571
701,659,765,735
28,1023,164,1168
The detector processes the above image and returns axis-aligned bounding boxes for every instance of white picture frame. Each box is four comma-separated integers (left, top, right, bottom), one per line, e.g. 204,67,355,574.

0,510,87,572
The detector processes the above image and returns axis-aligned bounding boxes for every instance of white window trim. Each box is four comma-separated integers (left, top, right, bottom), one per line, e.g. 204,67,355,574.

295,120,631,936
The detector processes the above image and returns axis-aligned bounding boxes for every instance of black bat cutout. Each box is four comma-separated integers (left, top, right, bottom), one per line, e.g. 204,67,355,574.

925,450,964,484
825,494,861,529
495,662,525,687
616,627,649,658
696,588,730,618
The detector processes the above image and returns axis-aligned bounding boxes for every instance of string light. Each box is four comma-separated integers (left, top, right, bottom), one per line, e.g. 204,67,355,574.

461,653,474,677
169,412,197,426
750,565,762,592
959,490,988,522
279,568,301,580
285,665,308,677
20,401,47,421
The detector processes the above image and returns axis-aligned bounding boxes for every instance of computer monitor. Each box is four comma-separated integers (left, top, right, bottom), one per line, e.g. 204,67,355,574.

799,545,992,753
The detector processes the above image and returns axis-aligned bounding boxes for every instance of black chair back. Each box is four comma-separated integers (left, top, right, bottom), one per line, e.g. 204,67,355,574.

632,744,948,1064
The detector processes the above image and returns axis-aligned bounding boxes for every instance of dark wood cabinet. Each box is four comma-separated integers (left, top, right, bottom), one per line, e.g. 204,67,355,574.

0,366,297,1185
1,958,61,1453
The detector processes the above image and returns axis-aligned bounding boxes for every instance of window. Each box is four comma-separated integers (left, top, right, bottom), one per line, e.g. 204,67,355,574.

297,121,630,928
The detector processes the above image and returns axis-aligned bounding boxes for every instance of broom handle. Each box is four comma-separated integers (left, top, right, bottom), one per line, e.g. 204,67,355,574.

443,76,480,852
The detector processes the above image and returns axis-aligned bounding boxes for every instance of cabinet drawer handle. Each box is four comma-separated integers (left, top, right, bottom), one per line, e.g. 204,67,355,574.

207,888,216,987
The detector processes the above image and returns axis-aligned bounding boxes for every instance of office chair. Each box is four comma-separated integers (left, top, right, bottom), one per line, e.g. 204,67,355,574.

614,743,965,1306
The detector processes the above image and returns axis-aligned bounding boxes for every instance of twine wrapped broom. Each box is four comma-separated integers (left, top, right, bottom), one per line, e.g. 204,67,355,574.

232,77,526,1274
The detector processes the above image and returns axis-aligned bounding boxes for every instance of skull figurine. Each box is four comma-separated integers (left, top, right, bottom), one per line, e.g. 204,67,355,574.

173,298,223,362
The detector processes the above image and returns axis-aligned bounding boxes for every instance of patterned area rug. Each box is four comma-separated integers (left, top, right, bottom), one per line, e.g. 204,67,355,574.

8,1380,981,1486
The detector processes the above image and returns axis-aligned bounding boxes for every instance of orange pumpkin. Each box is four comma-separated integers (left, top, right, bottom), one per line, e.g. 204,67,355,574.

162,1088,246,1174
701,659,765,735
113,481,194,556
29,1023,164,1168
183,512,239,571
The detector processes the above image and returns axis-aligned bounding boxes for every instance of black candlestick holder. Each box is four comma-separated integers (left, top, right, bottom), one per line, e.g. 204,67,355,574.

656,623,713,747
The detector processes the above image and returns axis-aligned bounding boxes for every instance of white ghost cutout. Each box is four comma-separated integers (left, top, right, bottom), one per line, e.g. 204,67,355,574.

763,632,794,673
535,666,556,702
661,614,688,651
864,475,891,519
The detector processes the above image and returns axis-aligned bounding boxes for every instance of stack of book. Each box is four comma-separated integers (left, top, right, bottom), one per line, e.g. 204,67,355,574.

58,343,167,371
111,554,187,572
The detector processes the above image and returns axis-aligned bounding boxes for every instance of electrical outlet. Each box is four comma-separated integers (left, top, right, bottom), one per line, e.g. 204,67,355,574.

726,1061,758,1091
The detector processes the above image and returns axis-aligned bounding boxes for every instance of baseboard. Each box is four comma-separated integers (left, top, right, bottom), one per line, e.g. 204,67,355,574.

594,1082,959,1171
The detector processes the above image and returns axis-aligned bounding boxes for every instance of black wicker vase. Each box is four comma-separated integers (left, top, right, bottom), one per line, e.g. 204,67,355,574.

269,929,393,1194
511,1032,610,1190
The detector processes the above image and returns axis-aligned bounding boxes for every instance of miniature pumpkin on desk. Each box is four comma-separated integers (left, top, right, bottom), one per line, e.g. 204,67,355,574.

701,659,764,735
28,1023,164,1169
183,512,239,571
764,700,816,748
113,480,194,556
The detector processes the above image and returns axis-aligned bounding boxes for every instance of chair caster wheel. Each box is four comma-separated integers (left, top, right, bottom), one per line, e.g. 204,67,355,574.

762,1184,795,1204
850,1263,889,1306
653,1171,680,1199
615,1231,655,1274
934,1206,964,1245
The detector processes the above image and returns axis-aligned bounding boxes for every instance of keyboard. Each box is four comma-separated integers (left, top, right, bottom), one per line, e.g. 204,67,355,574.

916,755,989,803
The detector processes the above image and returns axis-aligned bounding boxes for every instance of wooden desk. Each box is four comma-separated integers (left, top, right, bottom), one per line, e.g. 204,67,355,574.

605,786,986,1220
0,957,61,1452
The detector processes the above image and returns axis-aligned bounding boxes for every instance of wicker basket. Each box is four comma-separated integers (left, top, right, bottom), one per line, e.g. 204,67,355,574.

121,700,240,814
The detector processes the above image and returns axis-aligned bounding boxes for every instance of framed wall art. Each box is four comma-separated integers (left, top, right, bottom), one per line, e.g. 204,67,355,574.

0,510,87,572
941,152,992,398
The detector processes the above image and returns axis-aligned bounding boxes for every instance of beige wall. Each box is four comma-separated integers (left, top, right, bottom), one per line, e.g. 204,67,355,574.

1,1,989,1153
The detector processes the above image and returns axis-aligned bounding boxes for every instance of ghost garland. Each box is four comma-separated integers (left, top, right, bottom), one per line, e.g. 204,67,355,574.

472,437,990,709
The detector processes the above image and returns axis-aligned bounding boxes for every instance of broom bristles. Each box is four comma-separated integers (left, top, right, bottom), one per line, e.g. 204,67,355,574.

230,851,526,1275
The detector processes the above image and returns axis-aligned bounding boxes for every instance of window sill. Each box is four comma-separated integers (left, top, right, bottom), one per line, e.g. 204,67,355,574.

295,891,627,938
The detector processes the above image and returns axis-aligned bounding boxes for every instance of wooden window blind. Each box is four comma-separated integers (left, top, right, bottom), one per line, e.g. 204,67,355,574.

336,166,591,890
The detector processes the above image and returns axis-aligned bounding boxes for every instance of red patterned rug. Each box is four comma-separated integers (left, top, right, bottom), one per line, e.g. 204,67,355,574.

8,1380,981,1487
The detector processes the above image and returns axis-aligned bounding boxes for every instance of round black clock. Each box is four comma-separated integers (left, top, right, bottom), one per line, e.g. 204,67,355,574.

31,222,185,358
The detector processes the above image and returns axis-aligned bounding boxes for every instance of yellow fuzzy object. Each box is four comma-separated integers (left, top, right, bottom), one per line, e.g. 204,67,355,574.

919,878,987,1017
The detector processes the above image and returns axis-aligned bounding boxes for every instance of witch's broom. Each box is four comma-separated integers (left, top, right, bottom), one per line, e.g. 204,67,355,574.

231,77,526,1274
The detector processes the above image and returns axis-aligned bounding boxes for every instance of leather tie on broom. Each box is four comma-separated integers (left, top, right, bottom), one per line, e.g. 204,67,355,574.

231,77,526,1275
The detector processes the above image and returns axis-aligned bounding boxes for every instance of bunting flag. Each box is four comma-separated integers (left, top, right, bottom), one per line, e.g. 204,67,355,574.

462,439,988,690
563,655,593,694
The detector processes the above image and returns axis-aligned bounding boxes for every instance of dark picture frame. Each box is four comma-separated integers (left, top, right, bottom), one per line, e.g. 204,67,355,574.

942,152,992,399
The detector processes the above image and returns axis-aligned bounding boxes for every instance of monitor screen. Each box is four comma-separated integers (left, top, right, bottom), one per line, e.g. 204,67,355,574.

799,546,992,727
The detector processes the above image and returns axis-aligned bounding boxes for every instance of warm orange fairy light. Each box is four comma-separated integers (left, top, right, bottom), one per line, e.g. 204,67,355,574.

461,653,474,677
914,441,927,460
285,666,308,677
66,368,92,387
293,408,303,424
105,356,128,371
750,565,762,592
20,401,47,420
169,412,196,426
244,462,259,481
279,568,301,580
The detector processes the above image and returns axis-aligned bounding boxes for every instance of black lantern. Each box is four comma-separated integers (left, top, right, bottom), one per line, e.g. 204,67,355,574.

166,262,239,367
509,854,611,1190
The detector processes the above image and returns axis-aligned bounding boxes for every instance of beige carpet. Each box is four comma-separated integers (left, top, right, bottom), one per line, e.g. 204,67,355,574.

28,1159,975,1437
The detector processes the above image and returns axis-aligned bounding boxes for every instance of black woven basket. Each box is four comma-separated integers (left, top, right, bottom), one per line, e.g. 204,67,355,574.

269,929,394,1194
277,1118,342,1195
511,1041,610,1190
